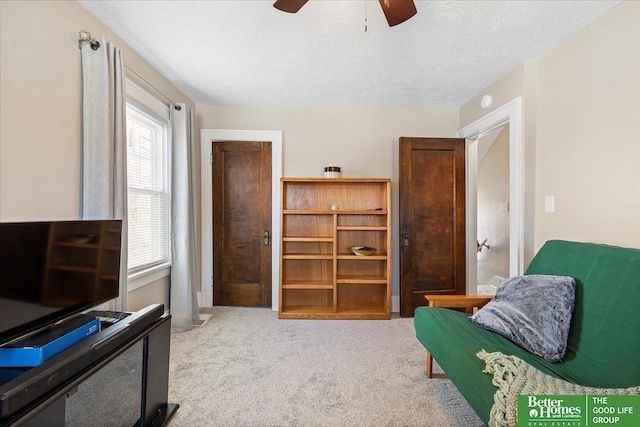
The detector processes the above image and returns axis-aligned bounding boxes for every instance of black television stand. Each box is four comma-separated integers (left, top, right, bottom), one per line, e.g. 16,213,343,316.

0,304,178,426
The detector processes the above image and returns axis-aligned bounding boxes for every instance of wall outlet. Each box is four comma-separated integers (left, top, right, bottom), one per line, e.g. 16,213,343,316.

544,196,555,213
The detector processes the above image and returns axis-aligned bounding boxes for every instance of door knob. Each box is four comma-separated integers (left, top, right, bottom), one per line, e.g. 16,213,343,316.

263,230,270,246
402,230,410,247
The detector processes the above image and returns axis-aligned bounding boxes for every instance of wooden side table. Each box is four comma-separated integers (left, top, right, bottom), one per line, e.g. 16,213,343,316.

423,294,493,378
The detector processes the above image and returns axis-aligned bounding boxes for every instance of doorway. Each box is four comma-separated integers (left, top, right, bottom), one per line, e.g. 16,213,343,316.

476,125,510,292
458,97,524,295
200,130,283,310
212,141,272,306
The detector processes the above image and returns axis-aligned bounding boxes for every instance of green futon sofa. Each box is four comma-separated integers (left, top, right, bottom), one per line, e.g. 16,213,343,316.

414,240,640,425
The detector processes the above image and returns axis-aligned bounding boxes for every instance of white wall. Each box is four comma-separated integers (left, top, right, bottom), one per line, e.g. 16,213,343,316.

197,106,458,178
534,0,639,248
460,0,639,254
197,105,460,308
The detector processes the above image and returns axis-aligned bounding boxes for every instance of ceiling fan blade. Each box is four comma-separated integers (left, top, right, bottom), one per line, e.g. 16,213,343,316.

273,0,308,13
378,0,417,27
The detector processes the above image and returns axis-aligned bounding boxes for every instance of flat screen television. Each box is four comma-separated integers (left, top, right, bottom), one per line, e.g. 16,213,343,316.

0,220,122,347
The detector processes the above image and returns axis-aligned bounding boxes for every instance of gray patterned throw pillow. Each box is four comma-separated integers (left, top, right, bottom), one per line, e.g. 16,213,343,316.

468,274,576,362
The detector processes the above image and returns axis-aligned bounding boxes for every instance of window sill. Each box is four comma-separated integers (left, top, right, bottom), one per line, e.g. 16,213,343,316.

128,263,171,291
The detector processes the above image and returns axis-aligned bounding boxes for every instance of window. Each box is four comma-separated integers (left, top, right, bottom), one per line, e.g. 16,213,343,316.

125,81,171,273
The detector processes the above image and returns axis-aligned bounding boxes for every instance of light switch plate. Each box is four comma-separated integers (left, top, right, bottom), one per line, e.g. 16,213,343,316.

544,196,555,213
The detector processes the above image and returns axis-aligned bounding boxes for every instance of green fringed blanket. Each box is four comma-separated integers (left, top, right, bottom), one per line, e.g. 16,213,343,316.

477,350,640,427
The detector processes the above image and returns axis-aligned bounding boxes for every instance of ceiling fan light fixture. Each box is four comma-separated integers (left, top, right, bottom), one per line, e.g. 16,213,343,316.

273,0,308,14
378,0,417,27
273,0,417,27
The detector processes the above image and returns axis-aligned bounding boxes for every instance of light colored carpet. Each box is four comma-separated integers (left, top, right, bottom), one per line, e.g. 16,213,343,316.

167,307,485,427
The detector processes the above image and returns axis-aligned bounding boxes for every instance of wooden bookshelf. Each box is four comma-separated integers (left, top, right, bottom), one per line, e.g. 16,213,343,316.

279,178,391,319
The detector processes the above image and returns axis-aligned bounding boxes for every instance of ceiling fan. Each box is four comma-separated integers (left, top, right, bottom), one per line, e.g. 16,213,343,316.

273,0,417,27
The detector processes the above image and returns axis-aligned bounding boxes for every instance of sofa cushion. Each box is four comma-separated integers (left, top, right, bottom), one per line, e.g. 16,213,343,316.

468,274,576,362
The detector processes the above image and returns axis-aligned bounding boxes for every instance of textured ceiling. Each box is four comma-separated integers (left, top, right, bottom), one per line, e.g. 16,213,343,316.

77,0,621,109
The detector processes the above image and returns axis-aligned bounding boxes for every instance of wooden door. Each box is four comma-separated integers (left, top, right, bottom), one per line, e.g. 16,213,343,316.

399,137,466,317
212,141,272,306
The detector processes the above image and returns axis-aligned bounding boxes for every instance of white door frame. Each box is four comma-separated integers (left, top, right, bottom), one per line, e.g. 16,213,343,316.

457,97,524,294
200,129,283,310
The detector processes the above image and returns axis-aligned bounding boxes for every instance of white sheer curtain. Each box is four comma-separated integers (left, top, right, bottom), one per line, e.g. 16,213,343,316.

170,104,201,332
80,37,128,311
